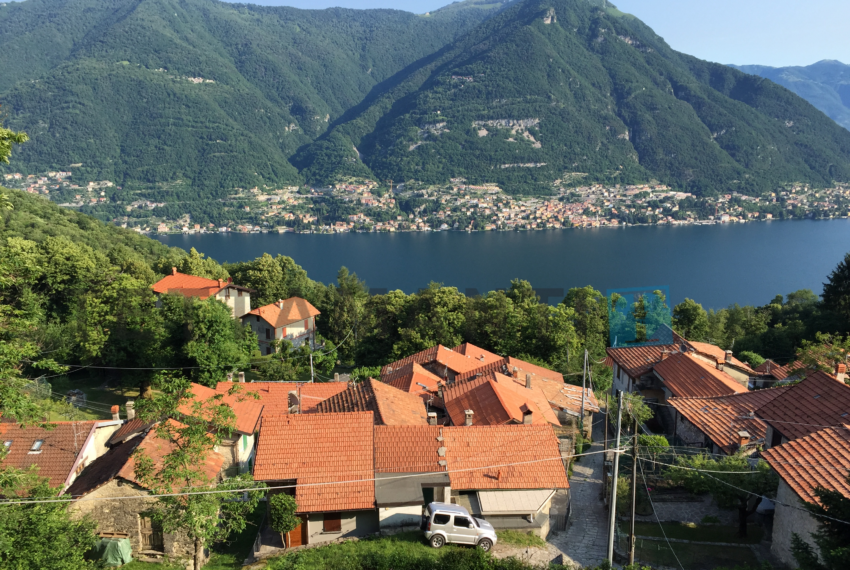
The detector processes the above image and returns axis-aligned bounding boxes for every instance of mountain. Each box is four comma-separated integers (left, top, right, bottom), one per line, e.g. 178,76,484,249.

0,0,507,191
730,60,850,132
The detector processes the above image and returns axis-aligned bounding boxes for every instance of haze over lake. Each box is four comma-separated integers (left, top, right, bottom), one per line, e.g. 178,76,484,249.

155,220,850,309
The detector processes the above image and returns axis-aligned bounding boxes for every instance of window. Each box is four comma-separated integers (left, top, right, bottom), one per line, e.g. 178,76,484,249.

238,290,243,297
433,514,451,525
29,440,43,453
225,289,230,300
282,326,288,337
242,434,248,450
323,513,342,533
304,319,308,329
3,441,11,449
454,516,472,529
265,328,271,340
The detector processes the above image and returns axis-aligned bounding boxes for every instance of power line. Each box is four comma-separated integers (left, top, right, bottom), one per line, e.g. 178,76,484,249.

637,457,685,570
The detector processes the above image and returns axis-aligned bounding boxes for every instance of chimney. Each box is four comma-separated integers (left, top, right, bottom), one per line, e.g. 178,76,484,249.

227,277,232,284
836,363,847,383
218,279,224,288
125,400,135,421
525,373,532,389
521,405,533,425
660,351,669,362
238,371,245,383
512,367,519,379
172,267,178,276
464,409,474,426
438,384,444,400
278,300,284,309
737,430,750,448
334,372,340,382
725,350,733,364
227,372,233,382
111,405,120,421
716,359,724,372
428,412,438,426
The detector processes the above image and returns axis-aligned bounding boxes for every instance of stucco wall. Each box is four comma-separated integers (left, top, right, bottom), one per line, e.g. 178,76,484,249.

70,480,196,562
305,511,380,545
772,479,821,569
379,505,423,529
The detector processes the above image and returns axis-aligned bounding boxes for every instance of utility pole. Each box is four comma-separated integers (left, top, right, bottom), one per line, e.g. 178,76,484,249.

607,391,624,564
603,393,609,452
580,350,587,434
310,352,315,384
629,414,639,565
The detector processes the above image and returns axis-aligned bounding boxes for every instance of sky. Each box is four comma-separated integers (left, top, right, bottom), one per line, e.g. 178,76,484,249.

227,0,850,67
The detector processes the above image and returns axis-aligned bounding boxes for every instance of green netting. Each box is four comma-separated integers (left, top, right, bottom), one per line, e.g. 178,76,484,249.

92,537,133,566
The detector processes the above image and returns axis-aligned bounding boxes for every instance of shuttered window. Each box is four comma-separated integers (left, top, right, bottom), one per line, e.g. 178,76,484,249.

323,513,342,533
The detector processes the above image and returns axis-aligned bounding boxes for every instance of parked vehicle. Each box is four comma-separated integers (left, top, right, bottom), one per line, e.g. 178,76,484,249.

420,502,497,551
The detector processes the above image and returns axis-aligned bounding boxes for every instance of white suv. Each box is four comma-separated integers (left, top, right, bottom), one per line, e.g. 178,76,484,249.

420,502,497,551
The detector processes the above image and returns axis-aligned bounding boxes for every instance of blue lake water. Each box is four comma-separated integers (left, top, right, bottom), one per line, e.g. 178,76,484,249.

155,220,850,309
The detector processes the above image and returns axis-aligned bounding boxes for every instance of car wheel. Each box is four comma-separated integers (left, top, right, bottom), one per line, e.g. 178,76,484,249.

430,535,445,549
478,538,492,552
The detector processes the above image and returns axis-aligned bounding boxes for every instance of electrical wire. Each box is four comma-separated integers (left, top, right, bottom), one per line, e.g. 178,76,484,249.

637,456,685,570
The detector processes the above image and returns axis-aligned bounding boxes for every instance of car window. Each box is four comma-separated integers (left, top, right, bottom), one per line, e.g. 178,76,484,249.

433,513,451,525
454,516,472,528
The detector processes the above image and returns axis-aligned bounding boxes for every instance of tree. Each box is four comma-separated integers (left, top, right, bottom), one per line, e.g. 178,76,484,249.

155,248,229,281
316,267,368,364
226,254,315,309
0,464,97,569
673,298,710,341
737,350,765,368
789,332,850,379
610,392,655,430
0,121,27,164
790,471,850,570
667,453,778,537
823,252,850,325
563,286,609,356
134,374,266,570
269,493,300,550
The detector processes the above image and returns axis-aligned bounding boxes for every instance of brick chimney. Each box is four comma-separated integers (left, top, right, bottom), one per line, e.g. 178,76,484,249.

725,350,733,364
525,373,532,389
227,277,233,284
836,363,847,383
716,358,724,372
218,279,224,288
172,267,178,276
125,400,135,421
428,412,438,426
737,430,750,448
111,405,120,421
521,405,533,425
464,409,474,426
512,367,519,379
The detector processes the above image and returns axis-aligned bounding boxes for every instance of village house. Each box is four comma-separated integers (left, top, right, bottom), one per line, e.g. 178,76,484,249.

313,378,431,425
380,343,502,384
762,424,850,567
151,268,253,318
213,380,348,415
65,421,226,564
241,297,320,354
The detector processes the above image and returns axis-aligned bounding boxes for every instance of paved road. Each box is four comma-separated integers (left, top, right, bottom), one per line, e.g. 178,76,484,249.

550,418,611,568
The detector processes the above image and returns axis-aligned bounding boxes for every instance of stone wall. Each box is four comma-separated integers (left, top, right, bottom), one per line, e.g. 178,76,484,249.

772,480,820,568
674,411,709,447
70,479,197,564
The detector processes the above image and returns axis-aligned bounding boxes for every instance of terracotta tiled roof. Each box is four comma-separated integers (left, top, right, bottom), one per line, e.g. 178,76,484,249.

444,376,560,427
118,421,226,487
0,421,98,489
607,344,682,379
454,356,566,386
244,297,320,328
536,381,600,416
756,371,850,441
313,379,428,425
754,359,788,379
380,345,491,378
213,382,347,415
107,418,156,446
373,425,569,491
253,413,375,513
669,386,791,453
382,362,443,392
181,383,264,434
653,352,748,398
151,271,251,299
65,436,143,498
451,343,503,365
688,342,755,373
443,425,569,490
299,384,349,412
374,425,443,473
762,425,850,504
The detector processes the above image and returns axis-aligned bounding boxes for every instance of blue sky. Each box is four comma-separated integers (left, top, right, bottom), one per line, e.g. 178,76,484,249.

226,0,850,67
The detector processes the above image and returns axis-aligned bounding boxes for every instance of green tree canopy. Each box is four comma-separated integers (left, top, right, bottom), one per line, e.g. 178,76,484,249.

673,298,710,341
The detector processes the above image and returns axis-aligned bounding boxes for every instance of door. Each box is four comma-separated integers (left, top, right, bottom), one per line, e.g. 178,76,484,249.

450,515,478,545
287,516,307,548
139,516,164,552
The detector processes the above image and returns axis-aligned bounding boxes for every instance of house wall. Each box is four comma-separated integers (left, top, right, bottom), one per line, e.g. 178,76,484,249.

70,480,196,562
304,511,380,545
612,364,633,394
214,288,251,319
65,422,123,489
378,505,423,529
772,480,821,568
674,411,709,447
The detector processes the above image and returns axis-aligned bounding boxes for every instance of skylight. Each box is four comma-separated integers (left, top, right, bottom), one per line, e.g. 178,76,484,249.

3,441,11,448
30,440,43,452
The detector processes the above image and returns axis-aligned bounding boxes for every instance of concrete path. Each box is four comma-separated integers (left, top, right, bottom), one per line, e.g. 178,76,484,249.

549,417,611,568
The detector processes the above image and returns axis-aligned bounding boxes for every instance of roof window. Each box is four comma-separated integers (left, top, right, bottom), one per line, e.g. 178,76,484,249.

29,440,43,453
3,441,11,448
813,395,822,399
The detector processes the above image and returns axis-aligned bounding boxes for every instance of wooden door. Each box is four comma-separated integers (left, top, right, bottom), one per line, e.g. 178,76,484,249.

287,516,307,548
140,516,164,552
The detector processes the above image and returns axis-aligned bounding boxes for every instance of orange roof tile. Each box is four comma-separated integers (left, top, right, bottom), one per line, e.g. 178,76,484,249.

118,420,226,487
313,379,429,425
505,356,566,384
374,425,443,473
653,352,748,398
380,345,492,378
607,344,682,379
444,376,559,427
213,382,347,415
244,297,320,328
0,421,97,489
299,383,349,412
452,343,503,365
669,386,791,453
756,371,850,441
762,425,850,504
181,383,264,435
254,413,375,513
151,271,251,299
382,362,443,392
443,425,569,490
754,359,789,380
688,342,755,373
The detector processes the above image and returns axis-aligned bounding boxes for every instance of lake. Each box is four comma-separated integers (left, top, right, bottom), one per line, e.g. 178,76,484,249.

155,220,850,309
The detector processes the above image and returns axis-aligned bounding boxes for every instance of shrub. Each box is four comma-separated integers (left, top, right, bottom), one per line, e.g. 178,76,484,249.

269,494,300,549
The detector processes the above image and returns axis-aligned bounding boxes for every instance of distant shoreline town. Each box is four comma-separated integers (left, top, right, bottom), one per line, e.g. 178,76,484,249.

5,171,850,235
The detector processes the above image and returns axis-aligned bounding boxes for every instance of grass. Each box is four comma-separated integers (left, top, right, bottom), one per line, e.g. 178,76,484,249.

625,522,764,544
630,540,760,570
117,503,264,570
496,530,546,548
42,373,140,421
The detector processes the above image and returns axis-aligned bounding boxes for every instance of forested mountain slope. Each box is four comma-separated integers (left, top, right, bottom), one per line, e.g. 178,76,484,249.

731,60,850,132
297,0,850,195
0,0,506,191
